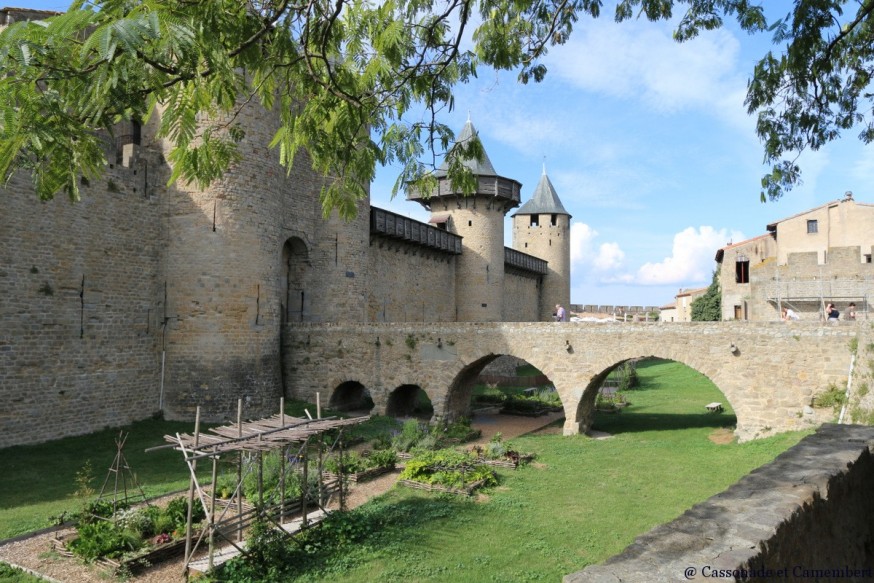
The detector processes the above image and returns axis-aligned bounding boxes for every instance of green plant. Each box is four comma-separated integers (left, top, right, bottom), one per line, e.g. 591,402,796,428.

0,562,43,583
857,383,869,399
68,519,144,561
366,449,397,468
163,496,205,532
405,334,417,350
400,449,497,489
37,282,53,296
617,362,640,391
849,337,859,354
812,384,847,410
391,419,428,453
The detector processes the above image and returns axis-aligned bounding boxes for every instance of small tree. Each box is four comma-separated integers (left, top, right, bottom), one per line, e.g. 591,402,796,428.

691,271,721,322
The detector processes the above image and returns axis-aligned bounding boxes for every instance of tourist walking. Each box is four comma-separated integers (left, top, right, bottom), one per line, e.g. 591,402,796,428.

554,304,567,322
825,303,840,322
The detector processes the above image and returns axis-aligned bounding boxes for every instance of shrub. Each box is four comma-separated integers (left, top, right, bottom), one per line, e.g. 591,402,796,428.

812,384,847,410
391,419,428,452
617,362,640,390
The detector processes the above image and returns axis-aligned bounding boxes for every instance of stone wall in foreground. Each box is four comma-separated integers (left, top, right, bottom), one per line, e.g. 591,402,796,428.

564,424,874,582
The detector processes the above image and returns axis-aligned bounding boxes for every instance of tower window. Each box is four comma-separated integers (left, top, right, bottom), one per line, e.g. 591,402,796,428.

468,220,472,227
807,219,818,234
551,214,557,226
529,215,538,227
735,255,749,284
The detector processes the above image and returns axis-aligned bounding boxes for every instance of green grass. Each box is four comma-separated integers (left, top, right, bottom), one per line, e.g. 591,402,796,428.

0,418,209,539
0,562,43,583
0,407,396,540
224,358,808,582
2,361,808,581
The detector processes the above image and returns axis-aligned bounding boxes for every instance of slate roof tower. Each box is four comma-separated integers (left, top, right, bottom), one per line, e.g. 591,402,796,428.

407,118,522,321
512,166,572,321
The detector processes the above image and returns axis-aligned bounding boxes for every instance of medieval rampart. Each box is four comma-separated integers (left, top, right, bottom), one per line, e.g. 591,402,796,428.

0,154,164,446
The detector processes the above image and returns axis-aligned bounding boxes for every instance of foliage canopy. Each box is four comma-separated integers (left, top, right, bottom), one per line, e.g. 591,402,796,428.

691,270,721,321
1,1,872,212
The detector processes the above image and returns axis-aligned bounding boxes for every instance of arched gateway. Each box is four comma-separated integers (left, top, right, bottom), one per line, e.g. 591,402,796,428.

282,322,862,442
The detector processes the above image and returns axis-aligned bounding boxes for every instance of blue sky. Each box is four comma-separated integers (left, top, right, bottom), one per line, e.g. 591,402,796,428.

21,2,874,308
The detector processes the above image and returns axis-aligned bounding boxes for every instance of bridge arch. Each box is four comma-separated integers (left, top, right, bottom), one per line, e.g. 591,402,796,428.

567,348,742,437
577,356,734,429
328,380,374,413
386,384,432,417
443,352,557,421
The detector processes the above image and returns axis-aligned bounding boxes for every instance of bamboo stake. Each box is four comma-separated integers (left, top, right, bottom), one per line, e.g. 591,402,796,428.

183,406,201,578
236,399,243,542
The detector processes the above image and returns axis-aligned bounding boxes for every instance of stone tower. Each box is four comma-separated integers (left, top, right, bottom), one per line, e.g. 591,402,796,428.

407,119,521,321
512,167,571,321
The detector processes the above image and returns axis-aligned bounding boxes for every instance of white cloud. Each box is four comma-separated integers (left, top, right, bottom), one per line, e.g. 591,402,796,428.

546,18,750,128
570,221,626,272
635,226,743,285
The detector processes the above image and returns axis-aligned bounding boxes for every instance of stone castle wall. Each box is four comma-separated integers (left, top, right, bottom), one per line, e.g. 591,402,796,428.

502,270,542,321
365,239,457,322
0,153,164,448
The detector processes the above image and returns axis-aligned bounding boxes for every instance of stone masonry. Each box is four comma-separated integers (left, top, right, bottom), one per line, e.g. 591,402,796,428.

564,424,874,582
283,321,870,442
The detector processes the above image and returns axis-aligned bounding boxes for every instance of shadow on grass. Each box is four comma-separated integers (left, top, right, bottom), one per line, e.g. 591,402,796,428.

593,411,737,435
218,491,474,580
0,418,213,509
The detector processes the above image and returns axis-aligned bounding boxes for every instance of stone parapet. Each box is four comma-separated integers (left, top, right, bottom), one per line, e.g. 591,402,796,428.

564,424,874,582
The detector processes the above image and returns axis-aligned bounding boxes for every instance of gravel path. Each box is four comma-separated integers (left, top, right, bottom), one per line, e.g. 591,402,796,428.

0,412,564,583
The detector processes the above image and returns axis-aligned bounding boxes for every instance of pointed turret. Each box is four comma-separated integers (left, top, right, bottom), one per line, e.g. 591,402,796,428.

512,167,571,321
407,119,522,321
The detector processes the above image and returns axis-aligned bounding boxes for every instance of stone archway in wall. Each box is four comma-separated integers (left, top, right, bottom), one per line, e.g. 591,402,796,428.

329,381,375,414
281,237,311,323
386,384,433,418
575,356,738,433
444,354,556,421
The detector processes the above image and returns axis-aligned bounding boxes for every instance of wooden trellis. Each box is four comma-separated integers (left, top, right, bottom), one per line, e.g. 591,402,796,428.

157,399,369,576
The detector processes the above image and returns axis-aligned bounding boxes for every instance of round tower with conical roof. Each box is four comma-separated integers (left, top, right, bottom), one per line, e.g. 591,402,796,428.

512,168,571,321
407,119,521,321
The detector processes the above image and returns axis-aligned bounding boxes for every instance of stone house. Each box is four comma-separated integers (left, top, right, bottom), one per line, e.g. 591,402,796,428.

671,287,709,322
716,192,874,321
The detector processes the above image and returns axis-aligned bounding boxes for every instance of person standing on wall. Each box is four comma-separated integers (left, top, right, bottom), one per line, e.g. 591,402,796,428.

847,303,857,321
554,304,567,322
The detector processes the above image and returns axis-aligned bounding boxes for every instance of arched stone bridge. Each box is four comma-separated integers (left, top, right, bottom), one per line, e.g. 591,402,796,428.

283,322,864,441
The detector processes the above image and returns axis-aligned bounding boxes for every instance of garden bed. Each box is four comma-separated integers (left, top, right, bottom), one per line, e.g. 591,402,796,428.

324,464,395,483
399,478,487,496
479,454,534,469
53,530,189,575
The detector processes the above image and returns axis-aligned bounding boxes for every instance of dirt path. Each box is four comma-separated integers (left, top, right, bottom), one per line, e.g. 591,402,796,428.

0,412,564,583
